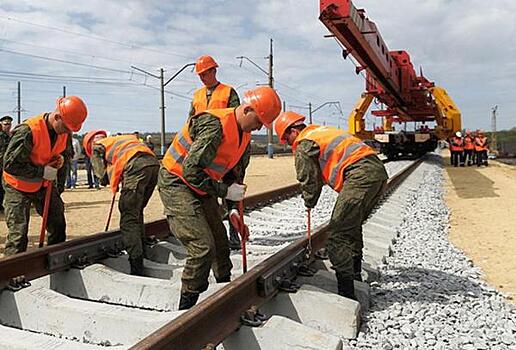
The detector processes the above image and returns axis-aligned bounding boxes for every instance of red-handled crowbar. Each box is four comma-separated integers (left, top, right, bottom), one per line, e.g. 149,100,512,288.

305,208,312,259
105,193,117,231
38,180,52,248
229,201,249,273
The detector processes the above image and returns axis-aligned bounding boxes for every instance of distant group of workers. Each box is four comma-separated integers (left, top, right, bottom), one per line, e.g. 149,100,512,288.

1,55,388,310
449,130,490,167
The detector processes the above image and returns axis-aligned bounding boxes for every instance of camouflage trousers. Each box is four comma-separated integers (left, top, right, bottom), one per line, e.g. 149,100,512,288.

326,155,388,279
158,171,232,293
2,180,66,256
119,160,159,260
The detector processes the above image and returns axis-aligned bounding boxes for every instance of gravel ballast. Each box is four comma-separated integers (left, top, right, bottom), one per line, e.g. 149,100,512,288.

351,154,516,349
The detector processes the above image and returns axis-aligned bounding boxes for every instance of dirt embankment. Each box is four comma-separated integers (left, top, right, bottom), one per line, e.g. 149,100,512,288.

444,156,516,303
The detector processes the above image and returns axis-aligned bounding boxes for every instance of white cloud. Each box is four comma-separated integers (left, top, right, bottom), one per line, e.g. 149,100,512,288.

0,0,514,135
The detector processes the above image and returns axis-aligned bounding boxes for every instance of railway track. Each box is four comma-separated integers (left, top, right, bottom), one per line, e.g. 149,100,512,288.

0,157,423,349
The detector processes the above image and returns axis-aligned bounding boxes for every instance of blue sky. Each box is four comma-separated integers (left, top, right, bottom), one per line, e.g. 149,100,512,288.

0,0,514,137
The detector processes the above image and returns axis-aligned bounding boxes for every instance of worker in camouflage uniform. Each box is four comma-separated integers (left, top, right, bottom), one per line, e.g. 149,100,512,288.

275,111,388,300
84,131,159,275
190,55,242,250
0,115,13,212
2,96,87,256
159,86,282,310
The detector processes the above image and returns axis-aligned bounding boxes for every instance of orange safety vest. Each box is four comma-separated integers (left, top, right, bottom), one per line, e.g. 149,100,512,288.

292,125,376,192
95,135,155,194
449,136,464,152
3,114,68,193
474,136,488,152
192,83,233,114
463,136,475,150
162,108,251,195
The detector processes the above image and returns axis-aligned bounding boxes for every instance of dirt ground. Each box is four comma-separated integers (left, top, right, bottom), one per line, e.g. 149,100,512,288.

0,155,297,257
444,152,516,303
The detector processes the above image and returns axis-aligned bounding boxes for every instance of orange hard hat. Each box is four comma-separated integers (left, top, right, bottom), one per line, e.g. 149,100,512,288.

56,96,88,132
195,55,218,75
83,130,107,158
243,87,282,128
275,111,306,144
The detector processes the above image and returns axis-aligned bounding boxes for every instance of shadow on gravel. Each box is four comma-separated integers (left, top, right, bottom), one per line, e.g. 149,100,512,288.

369,266,492,311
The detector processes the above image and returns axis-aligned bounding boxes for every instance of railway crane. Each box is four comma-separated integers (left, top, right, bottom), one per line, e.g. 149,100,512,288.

319,0,462,160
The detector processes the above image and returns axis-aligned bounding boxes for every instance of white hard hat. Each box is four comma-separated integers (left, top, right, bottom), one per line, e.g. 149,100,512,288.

455,131,462,138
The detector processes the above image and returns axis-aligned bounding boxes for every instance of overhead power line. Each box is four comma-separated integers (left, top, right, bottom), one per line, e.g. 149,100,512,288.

0,48,142,76
0,69,133,82
0,37,158,69
0,15,194,60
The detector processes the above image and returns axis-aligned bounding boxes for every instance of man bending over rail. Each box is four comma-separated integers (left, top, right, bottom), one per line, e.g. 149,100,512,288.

275,111,388,300
2,96,87,255
158,87,282,310
190,55,243,251
83,131,159,276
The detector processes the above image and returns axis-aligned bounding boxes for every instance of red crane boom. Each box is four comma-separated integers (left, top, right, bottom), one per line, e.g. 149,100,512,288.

319,0,436,121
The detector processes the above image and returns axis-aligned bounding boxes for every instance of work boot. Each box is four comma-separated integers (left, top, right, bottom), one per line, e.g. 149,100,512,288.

228,226,241,251
314,248,329,260
352,256,363,282
178,291,200,310
216,275,231,283
336,272,356,300
129,256,145,276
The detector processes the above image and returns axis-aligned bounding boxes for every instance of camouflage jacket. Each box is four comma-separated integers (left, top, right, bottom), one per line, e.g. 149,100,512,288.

160,112,250,199
0,130,11,169
294,140,324,209
3,114,72,191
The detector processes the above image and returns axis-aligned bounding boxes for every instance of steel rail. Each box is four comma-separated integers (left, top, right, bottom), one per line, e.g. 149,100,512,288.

131,157,424,350
0,184,301,289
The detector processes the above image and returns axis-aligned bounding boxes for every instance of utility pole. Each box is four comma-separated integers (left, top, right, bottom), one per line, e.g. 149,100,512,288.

160,68,166,155
62,86,66,97
491,105,498,153
131,63,195,155
17,81,21,124
267,38,274,158
308,102,313,124
237,38,275,158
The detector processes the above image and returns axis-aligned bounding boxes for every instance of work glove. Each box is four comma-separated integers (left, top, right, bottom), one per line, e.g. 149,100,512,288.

229,208,249,242
47,155,64,169
43,165,58,181
229,209,241,225
226,183,246,202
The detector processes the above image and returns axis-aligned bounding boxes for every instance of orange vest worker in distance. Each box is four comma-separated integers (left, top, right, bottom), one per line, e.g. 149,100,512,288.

449,135,464,152
190,55,239,116
474,135,488,152
463,133,475,151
